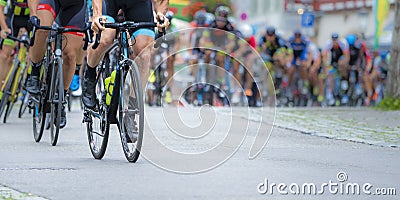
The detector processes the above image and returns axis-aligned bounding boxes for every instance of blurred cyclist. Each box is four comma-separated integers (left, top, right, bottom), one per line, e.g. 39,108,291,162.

200,5,237,106
322,33,349,105
235,23,257,104
259,26,292,85
345,34,372,105
288,30,310,90
306,41,323,104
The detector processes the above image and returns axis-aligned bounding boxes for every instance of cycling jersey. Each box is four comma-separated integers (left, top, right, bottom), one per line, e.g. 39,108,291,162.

323,39,349,65
308,42,320,61
206,19,235,47
1,0,29,16
288,35,309,64
348,40,371,67
1,0,29,46
259,35,288,57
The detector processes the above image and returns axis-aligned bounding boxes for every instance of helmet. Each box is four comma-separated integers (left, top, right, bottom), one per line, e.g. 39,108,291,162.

294,29,302,37
215,6,230,18
346,34,357,45
205,12,215,25
194,11,207,25
237,23,253,38
331,32,339,40
266,26,276,36
165,11,174,22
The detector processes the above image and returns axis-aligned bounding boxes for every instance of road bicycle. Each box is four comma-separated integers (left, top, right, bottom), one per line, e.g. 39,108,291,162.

30,23,91,145
83,19,164,162
0,34,30,123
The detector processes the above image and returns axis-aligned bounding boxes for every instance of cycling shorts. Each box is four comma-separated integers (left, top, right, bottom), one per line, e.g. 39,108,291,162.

291,50,308,65
103,0,155,38
2,15,29,46
38,0,87,36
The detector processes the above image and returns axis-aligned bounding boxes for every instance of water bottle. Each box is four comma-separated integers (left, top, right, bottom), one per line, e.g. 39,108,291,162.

104,70,116,105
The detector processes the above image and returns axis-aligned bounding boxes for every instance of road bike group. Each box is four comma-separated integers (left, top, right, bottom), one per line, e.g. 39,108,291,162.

0,0,169,162
149,7,389,108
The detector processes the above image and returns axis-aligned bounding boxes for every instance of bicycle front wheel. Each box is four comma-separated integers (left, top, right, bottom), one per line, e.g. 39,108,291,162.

18,91,30,118
118,60,144,163
49,59,63,146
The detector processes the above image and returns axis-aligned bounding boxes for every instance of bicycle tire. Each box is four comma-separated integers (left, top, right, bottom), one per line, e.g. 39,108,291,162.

67,92,71,112
50,59,62,146
33,95,46,142
118,60,144,163
18,91,29,118
0,67,16,119
86,70,110,159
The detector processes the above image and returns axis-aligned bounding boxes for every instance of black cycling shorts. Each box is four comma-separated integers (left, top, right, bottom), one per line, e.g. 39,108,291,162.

104,0,154,33
6,14,29,37
38,0,87,31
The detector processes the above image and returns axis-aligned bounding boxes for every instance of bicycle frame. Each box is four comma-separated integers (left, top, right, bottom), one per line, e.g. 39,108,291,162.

106,31,130,124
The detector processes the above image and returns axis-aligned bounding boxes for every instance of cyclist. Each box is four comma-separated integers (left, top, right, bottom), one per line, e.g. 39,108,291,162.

0,0,29,96
82,0,170,109
345,34,373,105
259,26,293,94
322,33,349,105
288,30,310,92
235,23,257,104
372,50,389,104
306,41,323,104
200,6,239,106
188,10,212,105
26,0,89,128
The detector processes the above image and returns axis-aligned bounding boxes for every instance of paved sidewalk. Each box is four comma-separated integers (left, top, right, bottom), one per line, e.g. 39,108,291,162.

0,185,46,200
231,107,400,148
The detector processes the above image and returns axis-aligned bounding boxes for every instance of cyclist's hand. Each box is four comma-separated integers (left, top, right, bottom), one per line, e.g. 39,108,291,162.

0,28,11,39
27,16,40,31
92,16,106,33
156,12,170,32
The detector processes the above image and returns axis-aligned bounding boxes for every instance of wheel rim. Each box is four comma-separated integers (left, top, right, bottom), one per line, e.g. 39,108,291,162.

119,63,144,162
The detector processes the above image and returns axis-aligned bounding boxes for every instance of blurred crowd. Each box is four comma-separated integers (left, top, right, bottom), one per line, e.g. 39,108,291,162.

148,4,390,107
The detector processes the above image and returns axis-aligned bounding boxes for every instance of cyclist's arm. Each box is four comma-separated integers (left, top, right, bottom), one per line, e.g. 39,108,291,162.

154,0,169,15
0,1,8,30
28,0,39,16
92,0,102,18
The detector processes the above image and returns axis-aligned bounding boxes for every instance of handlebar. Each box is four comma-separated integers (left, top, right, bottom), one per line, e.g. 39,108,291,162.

92,20,166,50
30,23,93,50
6,34,30,47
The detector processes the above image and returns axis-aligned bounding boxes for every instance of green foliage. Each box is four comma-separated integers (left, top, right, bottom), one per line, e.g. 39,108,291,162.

376,97,400,110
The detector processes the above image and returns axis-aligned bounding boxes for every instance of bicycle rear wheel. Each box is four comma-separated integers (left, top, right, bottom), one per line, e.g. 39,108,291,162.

118,60,144,163
49,59,63,146
33,96,46,142
86,70,110,159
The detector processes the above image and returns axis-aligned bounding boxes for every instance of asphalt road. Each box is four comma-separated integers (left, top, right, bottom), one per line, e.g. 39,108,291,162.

0,104,399,200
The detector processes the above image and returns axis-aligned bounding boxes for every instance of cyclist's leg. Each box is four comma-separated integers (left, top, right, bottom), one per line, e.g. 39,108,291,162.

26,1,55,94
0,43,14,91
0,13,22,91
124,0,155,91
55,0,87,127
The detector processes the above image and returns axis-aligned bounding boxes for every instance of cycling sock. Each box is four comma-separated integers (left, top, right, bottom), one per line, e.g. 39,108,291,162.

75,65,81,75
85,65,96,80
31,61,42,77
64,90,68,96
